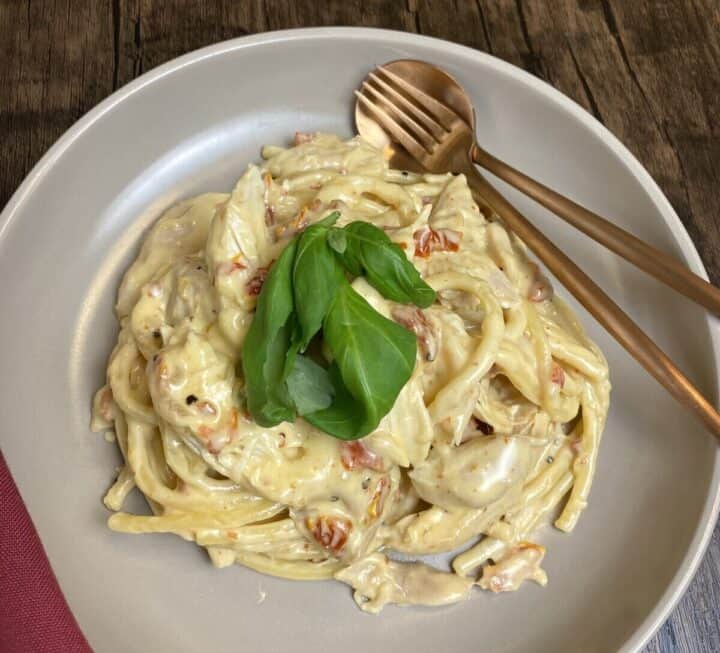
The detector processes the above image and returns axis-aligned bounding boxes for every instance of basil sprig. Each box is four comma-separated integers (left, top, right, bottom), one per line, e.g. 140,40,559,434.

241,238,298,426
293,212,345,351
329,221,435,308
300,279,417,438
241,212,436,440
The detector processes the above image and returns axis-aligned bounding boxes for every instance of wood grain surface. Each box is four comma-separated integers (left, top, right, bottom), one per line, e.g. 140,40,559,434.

1,2,718,651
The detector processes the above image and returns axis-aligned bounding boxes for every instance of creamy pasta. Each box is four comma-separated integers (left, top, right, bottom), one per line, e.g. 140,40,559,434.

93,133,610,613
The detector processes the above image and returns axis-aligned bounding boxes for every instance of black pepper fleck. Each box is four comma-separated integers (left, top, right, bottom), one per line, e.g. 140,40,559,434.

152,329,161,338
186,394,198,405
361,478,371,490
546,456,554,464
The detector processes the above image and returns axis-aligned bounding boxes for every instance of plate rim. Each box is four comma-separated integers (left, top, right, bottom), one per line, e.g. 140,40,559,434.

1,26,718,653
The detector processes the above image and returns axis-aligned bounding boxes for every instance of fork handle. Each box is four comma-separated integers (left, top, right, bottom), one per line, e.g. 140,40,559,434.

472,145,720,316
463,165,720,441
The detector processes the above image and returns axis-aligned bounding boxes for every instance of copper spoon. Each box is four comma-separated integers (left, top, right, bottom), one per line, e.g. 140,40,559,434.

354,59,720,439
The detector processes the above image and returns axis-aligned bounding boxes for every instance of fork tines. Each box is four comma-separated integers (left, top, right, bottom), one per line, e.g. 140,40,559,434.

356,65,463,160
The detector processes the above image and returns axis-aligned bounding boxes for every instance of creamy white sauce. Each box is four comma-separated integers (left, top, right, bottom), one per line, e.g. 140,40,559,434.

95,133,610,612
336,553,474,614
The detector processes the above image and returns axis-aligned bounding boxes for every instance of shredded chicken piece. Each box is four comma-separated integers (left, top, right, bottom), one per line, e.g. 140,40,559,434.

294,131,315,145
216,258,247,276
478,542,548,592
275,207,309,239
335,553,473,614
527,262,553,302
551,362,566,388
91,385,117,431
391,305,439,361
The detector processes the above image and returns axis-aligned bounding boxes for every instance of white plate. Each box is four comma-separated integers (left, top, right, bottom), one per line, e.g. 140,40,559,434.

1,28,718,653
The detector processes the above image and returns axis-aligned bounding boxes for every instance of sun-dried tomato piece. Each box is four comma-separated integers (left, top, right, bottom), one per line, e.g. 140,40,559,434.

306,516,352,554
340,440,384,472
413,226,462,257
246,263,273,296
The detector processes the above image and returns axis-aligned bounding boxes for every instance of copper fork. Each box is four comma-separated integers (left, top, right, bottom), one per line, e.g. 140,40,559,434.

355,64,720,440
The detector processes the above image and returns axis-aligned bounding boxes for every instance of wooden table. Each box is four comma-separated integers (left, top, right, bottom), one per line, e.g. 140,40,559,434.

1,2,718,650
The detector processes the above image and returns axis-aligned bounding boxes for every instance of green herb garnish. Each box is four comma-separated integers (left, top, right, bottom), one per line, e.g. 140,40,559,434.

292,212,345,351
241,212,436,440
241,238,298,426
328,221,435,308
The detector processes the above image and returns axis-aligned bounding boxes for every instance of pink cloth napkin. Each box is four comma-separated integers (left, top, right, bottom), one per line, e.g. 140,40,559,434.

0,450,92,652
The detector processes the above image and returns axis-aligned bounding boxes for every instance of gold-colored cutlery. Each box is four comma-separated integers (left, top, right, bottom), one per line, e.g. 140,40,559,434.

355,60,720,439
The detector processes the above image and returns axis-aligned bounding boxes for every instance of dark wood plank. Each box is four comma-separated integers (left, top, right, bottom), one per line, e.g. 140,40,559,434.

0,0,115,209
1,2,718,651
605,0,720,283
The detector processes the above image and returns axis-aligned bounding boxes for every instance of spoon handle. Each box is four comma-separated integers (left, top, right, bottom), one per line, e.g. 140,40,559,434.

462,164,720,441
472,145,720,315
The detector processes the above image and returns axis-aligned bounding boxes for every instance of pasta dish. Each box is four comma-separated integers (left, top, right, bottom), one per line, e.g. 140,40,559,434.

92,133,610,613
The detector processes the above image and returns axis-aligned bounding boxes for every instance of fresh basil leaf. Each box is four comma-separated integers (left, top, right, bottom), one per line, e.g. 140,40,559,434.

286,355,335,415
278,315,302,385
304,280,417,439
241,238,298,426
327,227,347,254
315,211,342,228
302,363,364,439
242,216,429,440
335,221,436,308
256,320,295,424
293,212,345,351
